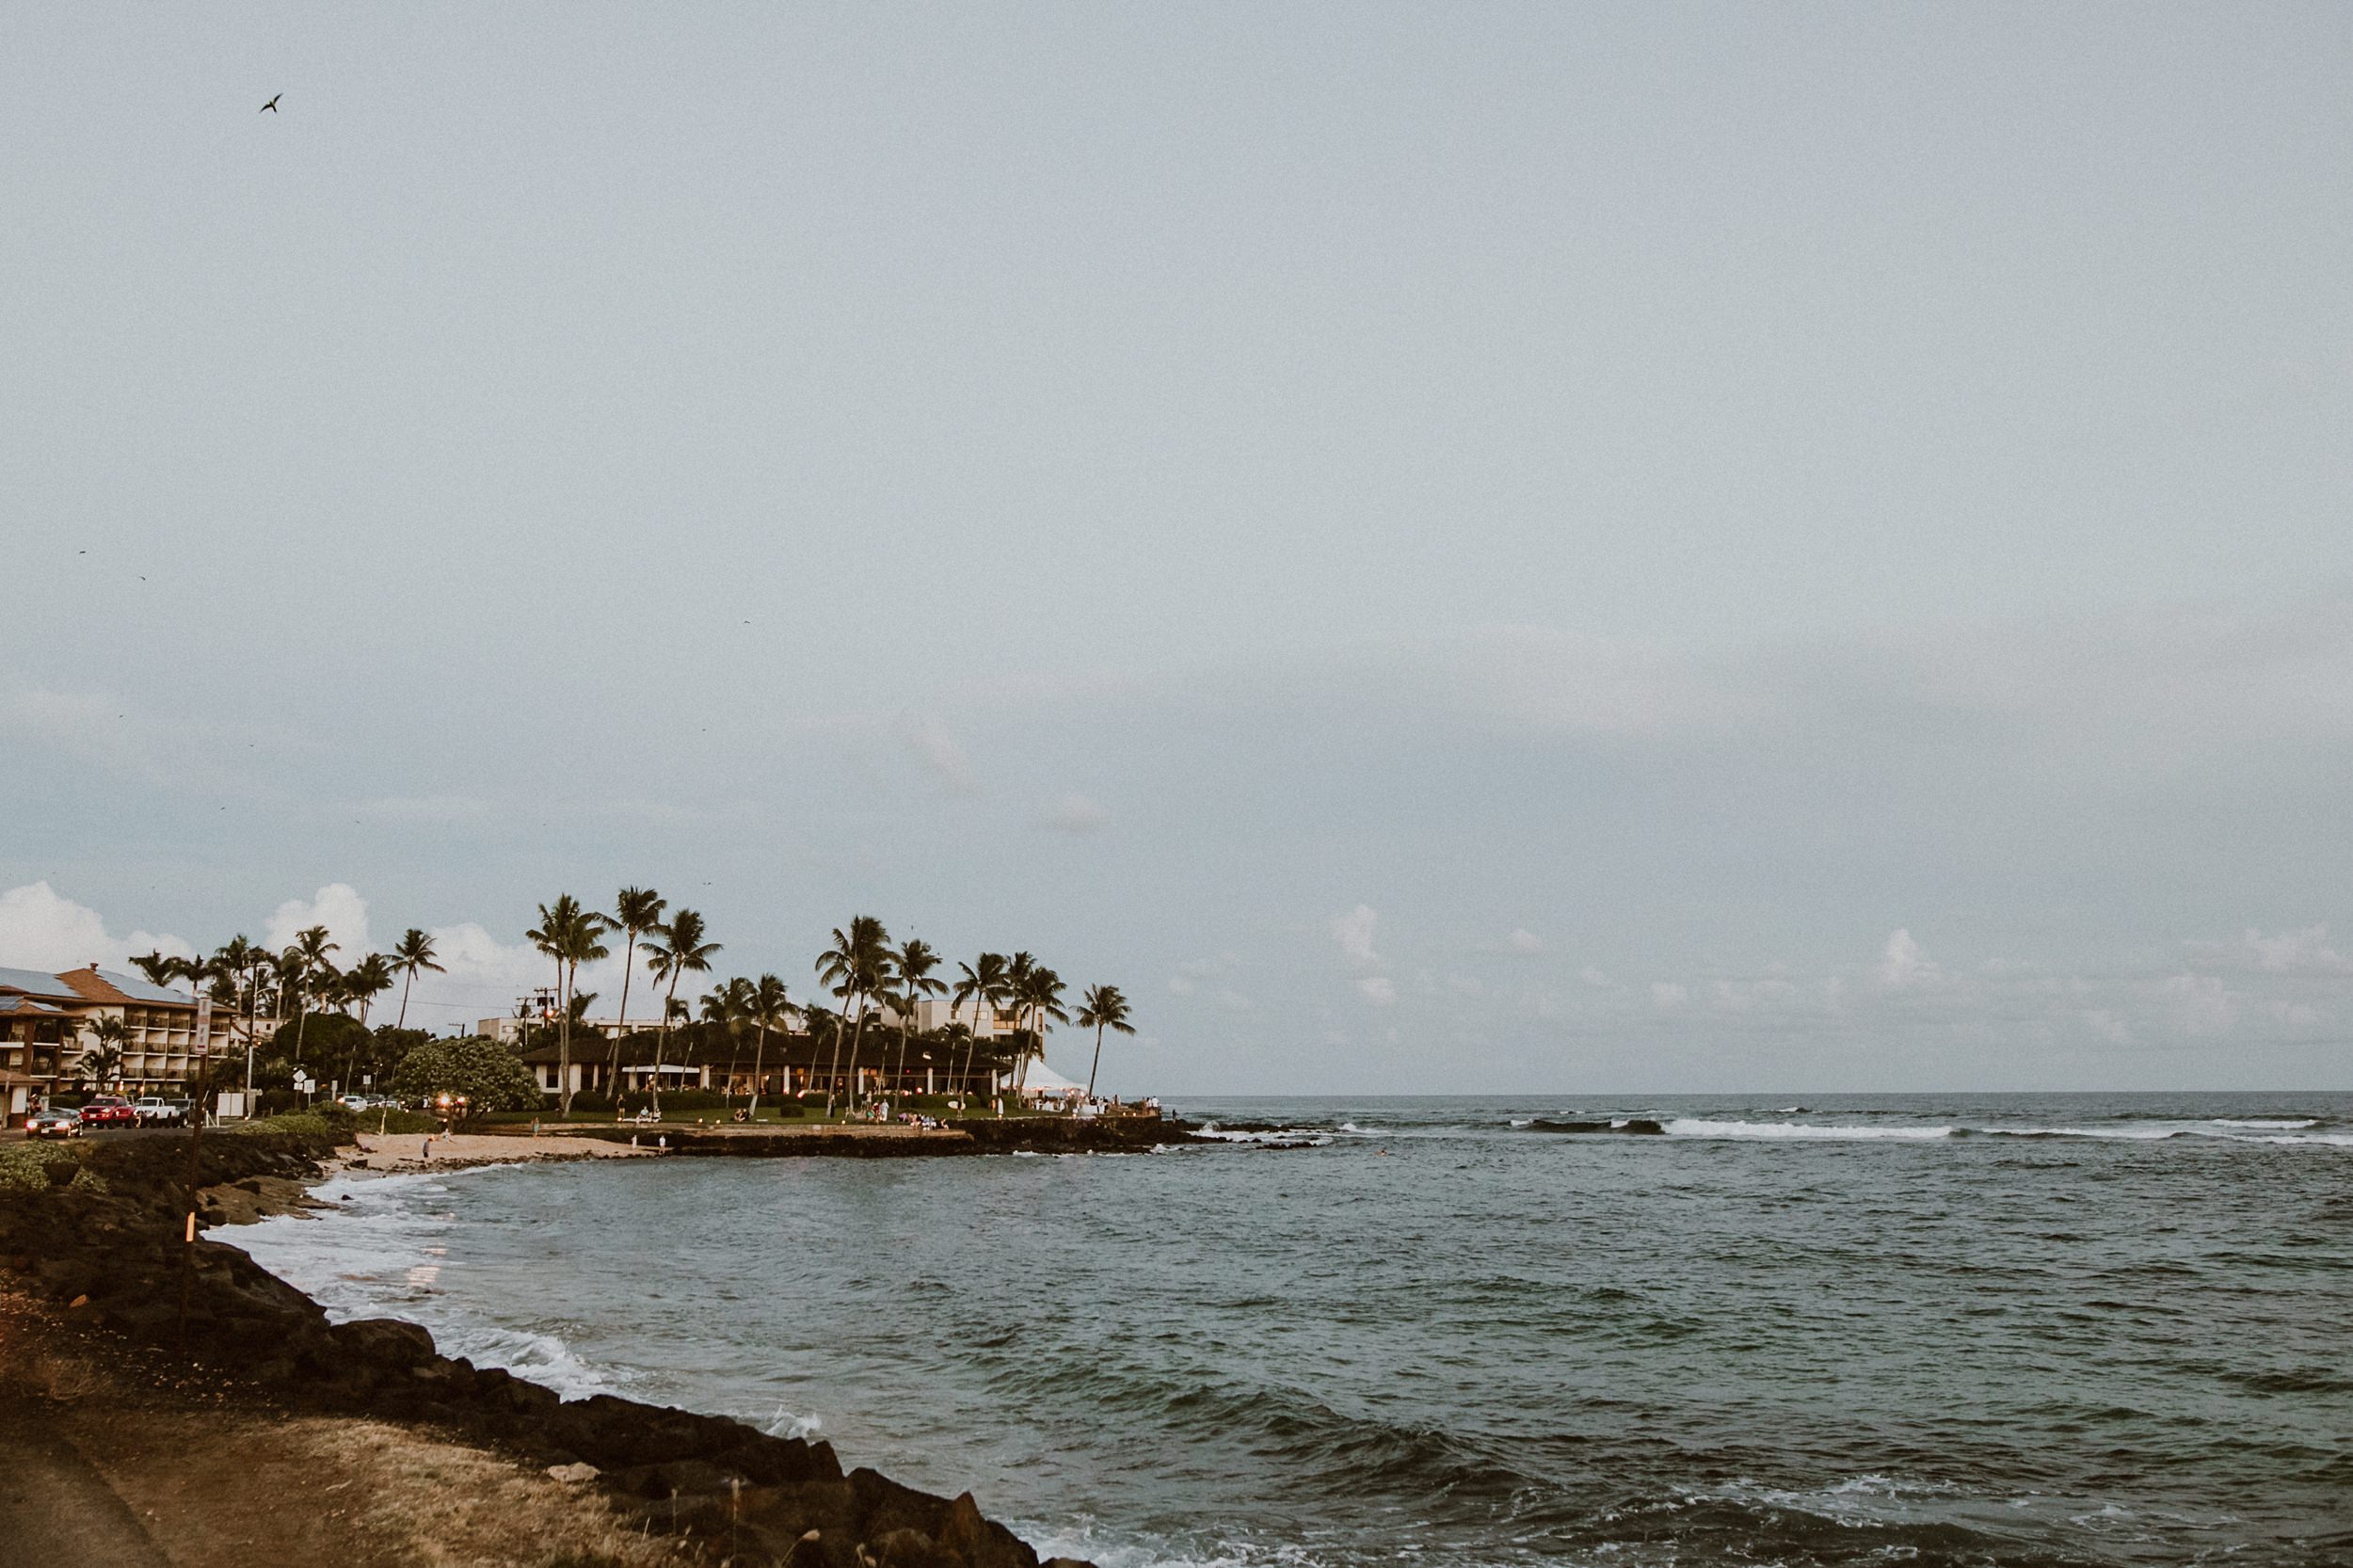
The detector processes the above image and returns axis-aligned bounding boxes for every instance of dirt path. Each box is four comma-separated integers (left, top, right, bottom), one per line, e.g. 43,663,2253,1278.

0,1389,171,1568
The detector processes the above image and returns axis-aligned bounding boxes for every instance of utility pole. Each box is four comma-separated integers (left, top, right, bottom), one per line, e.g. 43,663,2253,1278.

176,994,213,1340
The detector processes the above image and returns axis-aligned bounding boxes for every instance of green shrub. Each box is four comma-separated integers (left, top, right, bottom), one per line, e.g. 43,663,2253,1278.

654,1089,727,1112
0,1142,106,1193
232,1112,343,1141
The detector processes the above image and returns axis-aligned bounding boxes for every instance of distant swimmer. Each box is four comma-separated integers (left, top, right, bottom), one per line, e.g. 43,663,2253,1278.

260,94,281,113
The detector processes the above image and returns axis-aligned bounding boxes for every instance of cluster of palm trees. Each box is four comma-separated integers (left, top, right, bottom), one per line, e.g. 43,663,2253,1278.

123,886,1141,1115
521,888,1137,1118
131,925,452,1083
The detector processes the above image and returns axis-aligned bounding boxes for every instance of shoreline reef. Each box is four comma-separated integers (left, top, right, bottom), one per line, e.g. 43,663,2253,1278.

0,1121,1208,1567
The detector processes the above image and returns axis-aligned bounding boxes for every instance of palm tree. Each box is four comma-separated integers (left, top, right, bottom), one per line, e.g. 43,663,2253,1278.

346,953,395,1028
951,952,1008,1110
891,938,947,1096
333,952,395,1094
701,977,754,1103
745,974,791,1116
129,951,192,986
282,925,339,1079
78,1016,129,1090
605,887,666,1096
815,917,891,1115
1076,984,1135,1100
391,928,443,1030
641,909,720,1117
218,936,272,1106
995,952,1037,1096
1011,964,1068,1092
532,895,614,1116
796,1002,840,1102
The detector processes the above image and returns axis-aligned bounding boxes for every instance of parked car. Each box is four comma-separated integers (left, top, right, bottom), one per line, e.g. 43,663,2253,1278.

26,1106,82,1139
336,1094,371,1112
133,1097,191,1127
77,1096,137,1129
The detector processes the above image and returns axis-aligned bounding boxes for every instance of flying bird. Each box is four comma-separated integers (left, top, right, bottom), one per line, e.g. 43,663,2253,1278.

260,94,281,113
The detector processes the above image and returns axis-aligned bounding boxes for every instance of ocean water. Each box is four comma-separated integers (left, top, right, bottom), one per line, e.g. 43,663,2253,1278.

232,1094,2353,1567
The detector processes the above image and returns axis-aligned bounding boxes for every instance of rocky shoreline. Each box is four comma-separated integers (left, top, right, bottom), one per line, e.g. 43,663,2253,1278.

0,1128,1104,1568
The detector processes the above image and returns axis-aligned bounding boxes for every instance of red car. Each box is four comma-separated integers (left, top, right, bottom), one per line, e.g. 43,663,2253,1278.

77,1096,138,1128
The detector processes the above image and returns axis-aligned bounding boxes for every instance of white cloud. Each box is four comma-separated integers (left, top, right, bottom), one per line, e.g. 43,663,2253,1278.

264,884,373,957
901,714,980,796
1651,982,1689,1010
0,882,192,973
1356,975,1397,1006
1038,793,1110,834
1331,905,1381,968
1877,929,1939,989
1711,976,1801,1012
2265,999,2324,1031
2081,1008,2133,1046
2160,972,2236,1036
1578,966,1613,988
1505,927,1545,956
2188,925,2350,974
1212,987,1254,1012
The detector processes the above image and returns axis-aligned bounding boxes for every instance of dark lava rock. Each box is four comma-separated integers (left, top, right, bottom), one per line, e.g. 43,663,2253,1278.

0,1128,1092,1568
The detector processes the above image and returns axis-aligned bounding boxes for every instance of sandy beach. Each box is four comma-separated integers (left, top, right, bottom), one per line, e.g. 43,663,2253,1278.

341,1128,659,1176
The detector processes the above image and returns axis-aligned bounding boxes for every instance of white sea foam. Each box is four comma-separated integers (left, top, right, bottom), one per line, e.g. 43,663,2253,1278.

2212,1118,2319,1129
1197,1128,1334,1146
1654,1117,2351,1145
1663,1119,1956,1141
224,1170,624,1400
762,1403,824,1442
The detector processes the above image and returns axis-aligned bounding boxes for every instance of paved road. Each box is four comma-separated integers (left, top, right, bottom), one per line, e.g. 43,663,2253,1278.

0,1392,172,1568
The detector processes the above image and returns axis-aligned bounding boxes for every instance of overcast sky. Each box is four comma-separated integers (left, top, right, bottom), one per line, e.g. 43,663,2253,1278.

5,4,2349,1093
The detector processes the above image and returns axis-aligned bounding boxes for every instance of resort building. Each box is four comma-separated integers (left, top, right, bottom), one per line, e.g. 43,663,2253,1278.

476,1014,656,1046
0,964,243,1121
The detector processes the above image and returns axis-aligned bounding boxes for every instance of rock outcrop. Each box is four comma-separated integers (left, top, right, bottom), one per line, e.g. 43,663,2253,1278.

0,1130,1089,1568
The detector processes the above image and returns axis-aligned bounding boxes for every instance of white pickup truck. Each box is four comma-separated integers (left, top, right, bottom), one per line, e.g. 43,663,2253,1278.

132,1096,192,1127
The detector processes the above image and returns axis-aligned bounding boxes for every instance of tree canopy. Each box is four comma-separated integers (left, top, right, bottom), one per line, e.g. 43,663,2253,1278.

388,1036,543,1112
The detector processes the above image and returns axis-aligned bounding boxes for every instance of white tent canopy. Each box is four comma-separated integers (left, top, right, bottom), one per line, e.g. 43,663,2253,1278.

1017,1059,1086,1096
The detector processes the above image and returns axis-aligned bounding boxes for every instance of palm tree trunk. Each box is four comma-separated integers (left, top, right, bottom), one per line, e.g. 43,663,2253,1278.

1086,1021,1106,1099
609,934,635,1099
955,997,987,1112
558,959,577,1116
555,958,572,1118
655,972,680,1118
749,1023,766,1117
847,1001,873,1112
291,989,311,1088
397,969,413,1031
833,988,861,1111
